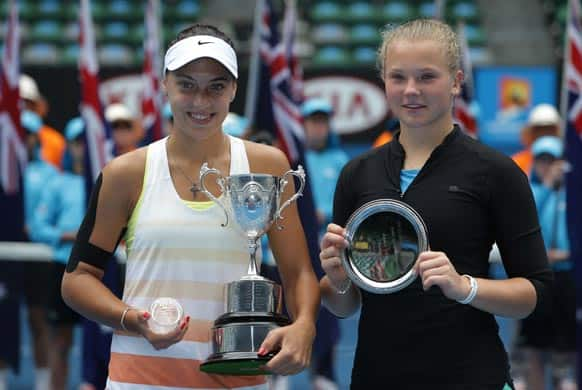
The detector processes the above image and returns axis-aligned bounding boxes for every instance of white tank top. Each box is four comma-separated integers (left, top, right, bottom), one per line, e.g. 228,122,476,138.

107,136,266,389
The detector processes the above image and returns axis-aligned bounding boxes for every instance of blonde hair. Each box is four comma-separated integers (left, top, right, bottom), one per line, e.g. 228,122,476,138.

377,19,461,79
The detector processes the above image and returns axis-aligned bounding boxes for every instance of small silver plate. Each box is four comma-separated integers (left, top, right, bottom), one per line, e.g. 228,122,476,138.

342,199,429,294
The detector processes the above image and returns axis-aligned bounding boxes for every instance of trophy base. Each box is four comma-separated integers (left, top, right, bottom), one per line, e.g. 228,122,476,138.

199,351,276,375
201,319,291,376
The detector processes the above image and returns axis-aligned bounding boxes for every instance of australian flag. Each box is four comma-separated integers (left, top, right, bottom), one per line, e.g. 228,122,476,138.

454,22,478,137
561,0,582,375
0,0,26,243
0,0,24,197
0,1,24,372
78,0,113,195
253,0,323,277
141,0,163,144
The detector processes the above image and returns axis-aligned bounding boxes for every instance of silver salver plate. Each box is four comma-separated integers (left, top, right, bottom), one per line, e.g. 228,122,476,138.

342,199,429,294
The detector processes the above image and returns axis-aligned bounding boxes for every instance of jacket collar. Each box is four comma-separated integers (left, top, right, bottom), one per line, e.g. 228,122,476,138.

390,125,461,154
384,125,462,189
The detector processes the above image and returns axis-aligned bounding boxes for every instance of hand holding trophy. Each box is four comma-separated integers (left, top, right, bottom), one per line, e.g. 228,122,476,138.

198,163,305,375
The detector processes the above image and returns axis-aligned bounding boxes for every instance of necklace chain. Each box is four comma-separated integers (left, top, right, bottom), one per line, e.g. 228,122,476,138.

169,135,230,199
174,164,201,197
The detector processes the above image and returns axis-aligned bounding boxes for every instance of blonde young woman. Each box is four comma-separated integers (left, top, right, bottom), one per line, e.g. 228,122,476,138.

62,24,319,389
319,19,553,389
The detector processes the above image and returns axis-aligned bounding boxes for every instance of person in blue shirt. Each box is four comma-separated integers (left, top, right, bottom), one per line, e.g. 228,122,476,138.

22,110,57,390
514,135,576,390
301,97,349,390
30,118,87,390
162,101,174,136
222,112,250,138
302,98,349,236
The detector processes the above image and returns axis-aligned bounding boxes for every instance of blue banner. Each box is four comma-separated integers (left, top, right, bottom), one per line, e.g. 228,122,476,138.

475,67,557,155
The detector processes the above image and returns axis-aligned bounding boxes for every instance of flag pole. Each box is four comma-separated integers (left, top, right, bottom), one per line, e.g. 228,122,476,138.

244,0,264,126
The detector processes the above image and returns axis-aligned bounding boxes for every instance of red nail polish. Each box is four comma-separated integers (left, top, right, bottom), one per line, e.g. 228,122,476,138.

180,322,186,330
143,312,150,319
186,316,190,322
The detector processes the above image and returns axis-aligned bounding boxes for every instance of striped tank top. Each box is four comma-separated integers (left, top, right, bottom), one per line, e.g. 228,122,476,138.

107,136,267,389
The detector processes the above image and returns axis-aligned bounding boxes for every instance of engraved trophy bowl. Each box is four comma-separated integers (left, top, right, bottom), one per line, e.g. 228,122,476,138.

342,199,429,294
198,163,305,376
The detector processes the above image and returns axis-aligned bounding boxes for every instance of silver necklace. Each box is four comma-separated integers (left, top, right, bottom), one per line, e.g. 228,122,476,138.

170,135,229,199
174,164,201,197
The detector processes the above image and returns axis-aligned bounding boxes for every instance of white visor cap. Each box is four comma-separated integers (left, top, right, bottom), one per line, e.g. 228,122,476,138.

164,35,238,79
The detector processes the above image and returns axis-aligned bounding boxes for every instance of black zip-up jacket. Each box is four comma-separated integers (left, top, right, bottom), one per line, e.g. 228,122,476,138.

333,126,553,389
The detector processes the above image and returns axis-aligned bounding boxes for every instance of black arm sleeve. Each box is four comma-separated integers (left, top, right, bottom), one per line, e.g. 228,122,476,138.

66,173,126,272
490,157,554,317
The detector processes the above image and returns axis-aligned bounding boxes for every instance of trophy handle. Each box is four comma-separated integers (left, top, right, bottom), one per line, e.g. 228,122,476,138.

199,162,229,227
275,165,306,230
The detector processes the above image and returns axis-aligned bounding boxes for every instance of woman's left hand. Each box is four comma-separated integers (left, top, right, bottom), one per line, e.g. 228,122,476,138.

415,251,471,302
258,318,316,376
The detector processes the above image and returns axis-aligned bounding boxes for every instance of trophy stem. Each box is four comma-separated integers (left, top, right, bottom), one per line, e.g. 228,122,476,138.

246,238,259,277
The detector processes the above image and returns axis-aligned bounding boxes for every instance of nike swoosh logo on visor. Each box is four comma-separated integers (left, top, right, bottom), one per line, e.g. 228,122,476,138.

198,41,212,45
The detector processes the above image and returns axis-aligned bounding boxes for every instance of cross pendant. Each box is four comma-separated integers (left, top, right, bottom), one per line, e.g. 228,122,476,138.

190,183,201,195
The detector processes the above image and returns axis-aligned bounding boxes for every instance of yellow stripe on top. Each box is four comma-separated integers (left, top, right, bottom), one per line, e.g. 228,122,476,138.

111,136,265,389
124,143,151,256
184,199,215,211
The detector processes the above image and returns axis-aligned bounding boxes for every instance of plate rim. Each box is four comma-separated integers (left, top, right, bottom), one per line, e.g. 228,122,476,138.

342,198,428,294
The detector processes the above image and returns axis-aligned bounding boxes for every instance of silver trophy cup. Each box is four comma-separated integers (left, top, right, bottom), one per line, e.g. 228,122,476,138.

198,163,305,375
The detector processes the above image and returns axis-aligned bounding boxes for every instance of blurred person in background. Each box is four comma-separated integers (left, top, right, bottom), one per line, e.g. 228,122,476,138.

22,110,57,390
319,19,552,389
29,120,88,390
512,136,576,390
372,130,393,148
222,111,250,138
0,270,20,390
105,103,143,156
302,98,348,390
162,101,174,135
512,103,561,175
372,117,399,148
302,98,349,235
19,74,66,169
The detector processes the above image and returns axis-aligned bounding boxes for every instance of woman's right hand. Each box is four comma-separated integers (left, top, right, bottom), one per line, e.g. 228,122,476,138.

319,223,350,289
128,309,190,350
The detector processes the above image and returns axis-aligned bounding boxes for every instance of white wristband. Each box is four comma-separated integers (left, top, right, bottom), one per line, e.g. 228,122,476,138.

333,279,352,295
457,275,478,304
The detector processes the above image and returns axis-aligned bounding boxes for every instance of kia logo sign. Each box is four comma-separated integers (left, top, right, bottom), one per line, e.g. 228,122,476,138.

304,76,388,134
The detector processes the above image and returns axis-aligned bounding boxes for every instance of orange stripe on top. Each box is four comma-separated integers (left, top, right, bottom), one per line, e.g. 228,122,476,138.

115,319,214,342
109,352,266,388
